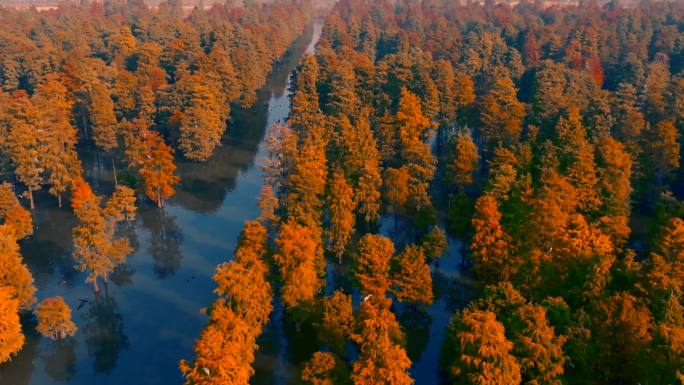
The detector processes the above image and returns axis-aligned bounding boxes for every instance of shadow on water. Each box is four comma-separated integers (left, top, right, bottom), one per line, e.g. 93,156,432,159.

42,338,77,382
140,209,183,279
81,289,129,374
0,22,322,385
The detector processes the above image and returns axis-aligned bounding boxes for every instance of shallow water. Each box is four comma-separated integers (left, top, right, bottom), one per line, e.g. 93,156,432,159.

0,22,322,385
0,19,476,385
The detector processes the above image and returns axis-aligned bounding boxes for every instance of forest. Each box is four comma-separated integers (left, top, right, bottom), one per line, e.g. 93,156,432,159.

1,0,684,384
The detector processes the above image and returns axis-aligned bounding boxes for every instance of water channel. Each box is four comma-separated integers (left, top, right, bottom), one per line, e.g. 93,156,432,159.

0,19,475,385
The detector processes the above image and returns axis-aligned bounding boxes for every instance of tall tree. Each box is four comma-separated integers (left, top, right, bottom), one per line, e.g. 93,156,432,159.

273,221,324,309
470,194,513,283
383,167,410,219
596,136,632,248
554,108,601,213
643,120,680,191
88,81,120,152
180,303,255,385
479,75,525,151
0,286,24,364
320,290,354,355
34,75,82,207
391,245,433,305
351,297,413,385
71,178,137,292
213,221,272,334
178,80,225,161
593,293,653,383
447,129,478,191
7,100,43,209
0,182,33,239
126,121,179,207
396,88,435,209
0,224,36,309
442,309,521,385
511,304,566,385
644,217,684,302
326,170,357,263
289,54,323,134
355,234,395,297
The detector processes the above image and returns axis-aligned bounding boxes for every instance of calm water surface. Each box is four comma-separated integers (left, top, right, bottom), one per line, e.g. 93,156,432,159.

0,20,476,385
0,23,322,385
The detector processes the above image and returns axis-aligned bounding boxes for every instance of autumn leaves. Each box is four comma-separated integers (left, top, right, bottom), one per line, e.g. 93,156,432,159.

0,183,77,363
0,0,315,369
180,221,272,384
71,178,137,293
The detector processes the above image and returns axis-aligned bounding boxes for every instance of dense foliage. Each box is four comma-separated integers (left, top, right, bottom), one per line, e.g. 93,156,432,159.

0,0,312,367
186,0,684,384
1,0,684,384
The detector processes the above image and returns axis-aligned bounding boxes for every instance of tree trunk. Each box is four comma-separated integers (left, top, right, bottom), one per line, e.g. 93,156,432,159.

93,277,100,293
28,190,35,210
112,158,118,187
57,194,62,208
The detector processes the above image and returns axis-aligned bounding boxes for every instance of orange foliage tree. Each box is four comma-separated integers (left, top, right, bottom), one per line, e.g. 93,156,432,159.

301,351,339,385
479,75,525,151
7,97,43,210
511,304,566,385
88,81,120,152
182,220,272,385
35,296,78,341
442,309,521,385
0,224,36,309
396,88,436,209
644,120,680,190
0,182,33,239
354,234,395,297
34,75,82,208
71,178,137,292
383,167,410,216
596,136,632,248
391,245,433,305
644,217,684,302
421,226,448,262
320,290,354,354
447,129,478,190
273,221,324,309
0,286,24,364
471,194,513,283
593,293,653,383
177,79,226,161
351,297,413,385
554,108,601,213
126,120,179,207
326,170,357,263
180,303,255,385
213,221,272,334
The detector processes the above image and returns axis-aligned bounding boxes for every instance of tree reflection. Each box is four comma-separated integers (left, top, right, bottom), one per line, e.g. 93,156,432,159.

142,209,183,278
42,338,77,382
399,308,432,362
82,289,128,374
110,264,136,287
